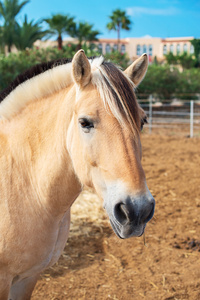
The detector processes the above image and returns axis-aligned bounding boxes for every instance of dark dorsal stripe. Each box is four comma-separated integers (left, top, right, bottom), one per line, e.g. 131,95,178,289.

0,58,73,102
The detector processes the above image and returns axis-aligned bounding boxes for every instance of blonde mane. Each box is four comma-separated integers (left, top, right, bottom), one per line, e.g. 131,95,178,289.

0,62,73,120
0,56,140,132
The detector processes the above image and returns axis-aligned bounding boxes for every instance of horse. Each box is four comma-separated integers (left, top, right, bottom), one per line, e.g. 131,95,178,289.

0,50,155,299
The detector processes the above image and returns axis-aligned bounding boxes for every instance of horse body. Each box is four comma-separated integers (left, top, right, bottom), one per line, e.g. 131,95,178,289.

0,50,155,299
0,85,81,298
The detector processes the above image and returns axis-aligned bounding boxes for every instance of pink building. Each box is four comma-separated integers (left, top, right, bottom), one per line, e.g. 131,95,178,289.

94,36,195,61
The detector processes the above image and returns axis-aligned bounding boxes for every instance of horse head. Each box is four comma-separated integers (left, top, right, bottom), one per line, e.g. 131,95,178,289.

67,50,155,239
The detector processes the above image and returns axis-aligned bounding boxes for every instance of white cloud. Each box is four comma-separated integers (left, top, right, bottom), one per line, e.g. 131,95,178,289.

126,6,180,16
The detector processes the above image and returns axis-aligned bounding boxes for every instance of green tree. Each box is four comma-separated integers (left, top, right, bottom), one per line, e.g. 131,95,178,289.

14,15,48,50
165,53,179,65
139,65,179,100
43,14,75,50
191,39,200,59
106,9,131,50
191,39,200,66
165,52,196,69
1,48,200,96
178,53,196,69
0,0,29,52
71,21,100,50
104,50,129,69
0,25,5,52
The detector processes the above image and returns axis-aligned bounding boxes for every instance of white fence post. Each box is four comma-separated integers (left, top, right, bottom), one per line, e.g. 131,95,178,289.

149,95,153,134
190,100,194,138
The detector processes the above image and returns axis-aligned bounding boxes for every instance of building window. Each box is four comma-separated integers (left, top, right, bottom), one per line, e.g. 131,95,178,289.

190,44,194,54
113,44,118,51
143,44,147,53
105,44,111,53
98,43,102,53
176,44,180,55
183,43,187,53
170,44,174,53
136,45,141,56
121,44,126,53
163,44,167,55
149,44,153,56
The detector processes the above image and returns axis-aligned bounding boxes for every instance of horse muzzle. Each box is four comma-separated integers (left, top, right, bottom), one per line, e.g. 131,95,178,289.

106,196,155,239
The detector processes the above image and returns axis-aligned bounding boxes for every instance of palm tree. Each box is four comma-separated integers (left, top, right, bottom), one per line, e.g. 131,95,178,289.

43,14,75,50
106,9,131,51
0,0,29,52
15,15,49,50
71,21,100,50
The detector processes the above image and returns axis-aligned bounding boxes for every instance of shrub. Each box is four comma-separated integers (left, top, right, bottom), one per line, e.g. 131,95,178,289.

104,51,130,69
165,52,197,69
138,65,179,99
138,65,200,100
0,45,100,91
0,48,200,100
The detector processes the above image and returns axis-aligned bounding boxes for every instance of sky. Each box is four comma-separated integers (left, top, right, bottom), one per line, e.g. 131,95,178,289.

16,0,200,39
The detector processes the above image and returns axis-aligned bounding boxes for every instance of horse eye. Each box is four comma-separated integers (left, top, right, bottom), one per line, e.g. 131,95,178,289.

141,117,148,131
79,118,94,132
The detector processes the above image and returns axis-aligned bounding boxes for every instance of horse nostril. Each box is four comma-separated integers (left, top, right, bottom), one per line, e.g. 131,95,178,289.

114,201,136,225
114,198,155,226
114,203,129,225
142,200,155,223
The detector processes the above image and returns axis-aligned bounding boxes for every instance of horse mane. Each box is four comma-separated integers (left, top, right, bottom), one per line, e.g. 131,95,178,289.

0,58,72,102
0,56,141,132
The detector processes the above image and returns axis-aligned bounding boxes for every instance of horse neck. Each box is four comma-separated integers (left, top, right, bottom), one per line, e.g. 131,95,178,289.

7,84,82,217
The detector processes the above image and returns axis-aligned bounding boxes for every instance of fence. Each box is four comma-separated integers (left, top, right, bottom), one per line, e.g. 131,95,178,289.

138,96,200,137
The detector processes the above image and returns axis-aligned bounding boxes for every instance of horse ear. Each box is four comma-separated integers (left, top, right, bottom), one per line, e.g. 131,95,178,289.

72,50,91,87
124,54,148,87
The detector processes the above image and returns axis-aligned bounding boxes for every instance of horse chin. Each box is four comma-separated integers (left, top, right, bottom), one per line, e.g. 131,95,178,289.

109,218,146,239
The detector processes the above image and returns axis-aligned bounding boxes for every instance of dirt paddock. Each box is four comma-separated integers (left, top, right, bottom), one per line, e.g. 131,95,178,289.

32,134,200,300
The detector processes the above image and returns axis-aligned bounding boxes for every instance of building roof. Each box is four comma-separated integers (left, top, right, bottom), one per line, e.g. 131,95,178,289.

96,38,129,44
161,37,194,43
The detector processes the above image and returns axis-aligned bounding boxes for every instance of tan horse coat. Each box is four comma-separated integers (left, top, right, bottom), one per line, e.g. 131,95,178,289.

0,51,154,299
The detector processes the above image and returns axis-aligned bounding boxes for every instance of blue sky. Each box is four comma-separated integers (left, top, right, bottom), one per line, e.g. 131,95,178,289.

17,0,200,39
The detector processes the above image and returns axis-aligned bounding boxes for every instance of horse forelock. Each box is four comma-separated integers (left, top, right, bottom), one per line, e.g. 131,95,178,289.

91,60,141,133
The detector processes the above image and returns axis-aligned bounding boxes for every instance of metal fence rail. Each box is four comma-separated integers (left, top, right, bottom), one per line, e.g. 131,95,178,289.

138,97,200,137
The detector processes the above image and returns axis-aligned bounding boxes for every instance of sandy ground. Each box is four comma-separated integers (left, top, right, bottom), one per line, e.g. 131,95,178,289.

32,134,200,300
